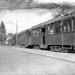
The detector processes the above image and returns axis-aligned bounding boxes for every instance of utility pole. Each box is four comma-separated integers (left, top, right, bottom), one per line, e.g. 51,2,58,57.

6,20,18,46
3,33,4,44
16,20,18,46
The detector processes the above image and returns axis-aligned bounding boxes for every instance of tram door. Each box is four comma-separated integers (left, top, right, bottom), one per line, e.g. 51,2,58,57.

41,28,45,45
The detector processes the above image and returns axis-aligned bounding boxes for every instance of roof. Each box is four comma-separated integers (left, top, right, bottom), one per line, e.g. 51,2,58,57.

19,30,26,35
18,28,31,35
31,16,62,29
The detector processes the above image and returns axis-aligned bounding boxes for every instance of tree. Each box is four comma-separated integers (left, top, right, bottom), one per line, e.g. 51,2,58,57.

30,2,75,17
0,21,6,44
1,21,5,29
0,21,6,34
55,2,75,16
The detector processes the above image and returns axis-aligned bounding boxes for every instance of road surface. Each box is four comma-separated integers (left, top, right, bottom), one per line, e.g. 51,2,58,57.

0,46,75,75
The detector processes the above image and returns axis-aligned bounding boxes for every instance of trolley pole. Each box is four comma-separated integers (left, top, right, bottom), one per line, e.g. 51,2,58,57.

16,20,18,46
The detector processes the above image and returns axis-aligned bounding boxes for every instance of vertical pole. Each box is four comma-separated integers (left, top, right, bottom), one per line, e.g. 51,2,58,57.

3,34,4,44
16,20,18,46
61,19,64,52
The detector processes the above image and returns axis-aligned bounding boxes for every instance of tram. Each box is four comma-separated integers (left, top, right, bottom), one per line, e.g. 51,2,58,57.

18,12,75,52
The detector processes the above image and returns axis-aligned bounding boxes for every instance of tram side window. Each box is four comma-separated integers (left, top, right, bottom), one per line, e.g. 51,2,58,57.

48,23,54,35
36,29,39,37
45,26,48,35
27,31,30,37
32,29,39,37
72,17,75,31
55,21,62,33
32,30,36,37
63,19,71,32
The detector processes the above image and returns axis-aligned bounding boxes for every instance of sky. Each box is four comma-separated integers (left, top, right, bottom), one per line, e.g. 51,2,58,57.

0,0,75,34
2,9,52,33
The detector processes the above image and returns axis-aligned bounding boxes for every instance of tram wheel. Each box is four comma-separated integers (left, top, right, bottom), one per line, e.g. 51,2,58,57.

33,45,40,50
62,49,68,53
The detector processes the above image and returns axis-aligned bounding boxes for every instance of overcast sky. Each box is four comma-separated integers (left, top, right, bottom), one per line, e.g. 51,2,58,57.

0,0,75,33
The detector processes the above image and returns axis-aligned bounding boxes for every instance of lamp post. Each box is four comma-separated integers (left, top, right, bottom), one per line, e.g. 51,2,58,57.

16,20,18,46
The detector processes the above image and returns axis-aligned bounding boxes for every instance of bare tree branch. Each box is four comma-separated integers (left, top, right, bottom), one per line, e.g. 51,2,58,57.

30,3,60,9
0,0,75,17
57,2,75,16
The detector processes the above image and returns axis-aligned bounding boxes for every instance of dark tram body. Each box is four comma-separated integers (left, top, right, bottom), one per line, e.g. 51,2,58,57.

18,30,29,47
18,12,75,52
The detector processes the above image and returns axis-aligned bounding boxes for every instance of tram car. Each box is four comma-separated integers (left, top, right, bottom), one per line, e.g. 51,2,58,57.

18,29,31,48
18,12,75,52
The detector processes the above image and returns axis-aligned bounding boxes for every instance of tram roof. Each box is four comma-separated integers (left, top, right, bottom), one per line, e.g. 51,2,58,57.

31,12,75,30
19,28,31,34
19,30,26,34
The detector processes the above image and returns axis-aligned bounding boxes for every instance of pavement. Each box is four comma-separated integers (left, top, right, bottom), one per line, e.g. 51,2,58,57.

15,46,75,62
0,46,75,75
